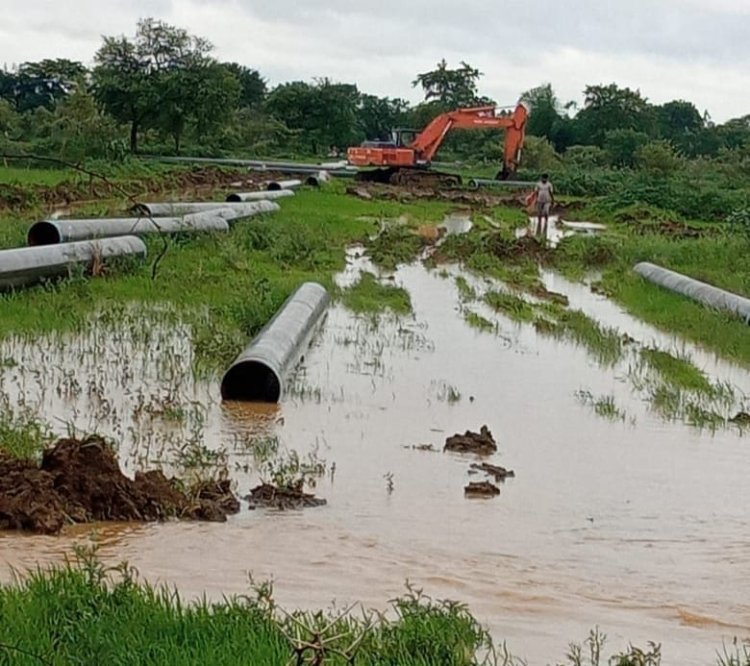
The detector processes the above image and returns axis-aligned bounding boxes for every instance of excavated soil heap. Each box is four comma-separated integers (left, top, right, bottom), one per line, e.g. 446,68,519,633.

0,436,240,534
444,425,498,456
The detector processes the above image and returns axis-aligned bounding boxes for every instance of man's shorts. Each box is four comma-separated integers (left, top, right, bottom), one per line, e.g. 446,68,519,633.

536,201,551,216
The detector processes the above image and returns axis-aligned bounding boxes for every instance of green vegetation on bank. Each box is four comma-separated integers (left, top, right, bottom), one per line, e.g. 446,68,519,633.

0,550,491,666
0,551,747,665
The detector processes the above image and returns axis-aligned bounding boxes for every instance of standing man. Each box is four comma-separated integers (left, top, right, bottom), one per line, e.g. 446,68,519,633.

534,173,554,240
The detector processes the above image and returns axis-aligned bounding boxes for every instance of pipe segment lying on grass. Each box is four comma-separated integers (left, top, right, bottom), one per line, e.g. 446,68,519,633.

266,179,302,192
27,213,230,246
634,262,750,325
0,236,147,291
304,171,331,187
225,189,295,203
133,200,280,218
221,282,330,403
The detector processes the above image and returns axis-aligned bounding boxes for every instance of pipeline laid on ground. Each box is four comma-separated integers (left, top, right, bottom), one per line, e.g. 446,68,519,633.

27,212,230,246
267,179,302,192
634,262,750,325
468,178,536,189
133,200,279,218
151,155,358,178
0,236,147,291
221,282,330,402
225,189,295,203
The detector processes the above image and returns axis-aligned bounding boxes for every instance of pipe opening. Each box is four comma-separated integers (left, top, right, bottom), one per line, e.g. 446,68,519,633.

305,175,320,187
220,360,282,402
27,221,62,246
225,193,242,202
267,182,282,191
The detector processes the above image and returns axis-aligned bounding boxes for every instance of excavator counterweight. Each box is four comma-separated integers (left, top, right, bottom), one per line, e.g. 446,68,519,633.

348,102,529,186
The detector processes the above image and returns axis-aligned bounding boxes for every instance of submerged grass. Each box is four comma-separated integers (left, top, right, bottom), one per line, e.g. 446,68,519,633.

341,272,412,315
536,305,624,366
0,550,491,666
484,290,535,323
639,348,713,393
464,310,496,333
0,406,53,460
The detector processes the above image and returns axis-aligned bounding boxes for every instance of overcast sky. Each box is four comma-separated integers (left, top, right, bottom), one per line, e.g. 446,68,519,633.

1,0,748,122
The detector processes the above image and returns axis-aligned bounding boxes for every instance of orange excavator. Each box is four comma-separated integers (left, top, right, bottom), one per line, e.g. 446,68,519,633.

348,102,529,186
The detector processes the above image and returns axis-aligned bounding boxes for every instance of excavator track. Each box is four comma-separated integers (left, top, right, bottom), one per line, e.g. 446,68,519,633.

355,168,462,188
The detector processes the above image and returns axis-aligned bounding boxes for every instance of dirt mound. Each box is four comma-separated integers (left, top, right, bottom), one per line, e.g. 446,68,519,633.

470,462,515,482
0,437,240,534
444,426,498,456
347,183,523,209
0,167,275,213
464,481,501,498
730,412,750,426
246,483,327,510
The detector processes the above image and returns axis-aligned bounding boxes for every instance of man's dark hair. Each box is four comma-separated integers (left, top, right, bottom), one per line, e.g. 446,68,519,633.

541,173,549,179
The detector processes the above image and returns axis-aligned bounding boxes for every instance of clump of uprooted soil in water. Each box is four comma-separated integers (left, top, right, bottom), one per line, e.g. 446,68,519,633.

0,436,239,534
470,462,515,482
444,425,498,456
246,484,327,510
464,481,501,498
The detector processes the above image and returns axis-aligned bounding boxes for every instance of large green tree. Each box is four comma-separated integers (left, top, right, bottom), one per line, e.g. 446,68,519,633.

357,94,411,141
2,59,87,113
265,78,360,153
93,18,231,153
575,83,654,145
222,63,266,108
412,60,484,110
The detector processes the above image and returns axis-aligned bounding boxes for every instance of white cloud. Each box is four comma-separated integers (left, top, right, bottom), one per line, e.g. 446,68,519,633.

0,0,747,122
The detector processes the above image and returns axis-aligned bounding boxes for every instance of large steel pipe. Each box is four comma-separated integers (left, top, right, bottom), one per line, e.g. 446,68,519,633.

267,179,302,192
225,189,295,203
134,200,279,217
28,213,229,246
221,282,330,402
304,171,331,187
634,262,750,325
0,236,147,290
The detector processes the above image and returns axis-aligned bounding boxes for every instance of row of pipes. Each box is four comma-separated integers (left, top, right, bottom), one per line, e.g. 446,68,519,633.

0,174,338,404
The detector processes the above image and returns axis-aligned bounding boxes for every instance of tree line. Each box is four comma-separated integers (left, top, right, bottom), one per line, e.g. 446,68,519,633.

1,17,749,169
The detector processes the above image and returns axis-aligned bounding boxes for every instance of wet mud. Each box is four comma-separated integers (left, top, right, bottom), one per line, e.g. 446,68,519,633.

0,437,239,534
444,425,498,455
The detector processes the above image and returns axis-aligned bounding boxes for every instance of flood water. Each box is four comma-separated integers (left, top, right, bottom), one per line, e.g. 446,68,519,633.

1,249,749,664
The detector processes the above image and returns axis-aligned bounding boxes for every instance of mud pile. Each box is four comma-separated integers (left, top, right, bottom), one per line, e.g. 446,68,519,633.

0,437,240,534
246,483,327,510
444,425,498,455
470,462,515,482
0,167,278,212
464,481,501,498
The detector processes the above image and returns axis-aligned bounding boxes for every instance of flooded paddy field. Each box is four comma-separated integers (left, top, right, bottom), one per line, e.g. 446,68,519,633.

1,241,748,664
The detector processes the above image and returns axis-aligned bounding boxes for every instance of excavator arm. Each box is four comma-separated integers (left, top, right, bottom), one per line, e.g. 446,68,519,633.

410,103,529,172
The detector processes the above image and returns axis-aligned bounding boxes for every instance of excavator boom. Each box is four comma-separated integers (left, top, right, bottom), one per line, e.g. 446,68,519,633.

348,102,529,183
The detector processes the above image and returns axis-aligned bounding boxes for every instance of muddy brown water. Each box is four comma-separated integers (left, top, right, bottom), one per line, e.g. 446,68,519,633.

0,249,749,664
